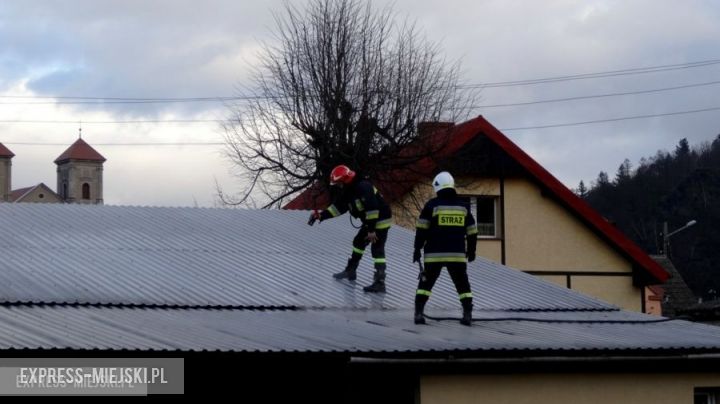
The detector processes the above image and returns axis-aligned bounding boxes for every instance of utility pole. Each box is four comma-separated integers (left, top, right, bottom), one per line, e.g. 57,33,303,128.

661,220,697,257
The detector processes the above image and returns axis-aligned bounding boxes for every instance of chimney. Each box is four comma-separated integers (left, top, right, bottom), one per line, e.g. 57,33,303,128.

417,121,455,138
0,143,14,202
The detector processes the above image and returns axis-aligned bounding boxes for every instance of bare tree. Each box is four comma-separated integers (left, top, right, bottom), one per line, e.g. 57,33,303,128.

222,0,477,208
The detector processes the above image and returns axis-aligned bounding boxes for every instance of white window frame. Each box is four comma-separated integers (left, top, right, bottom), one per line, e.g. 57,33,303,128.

461,195,501,239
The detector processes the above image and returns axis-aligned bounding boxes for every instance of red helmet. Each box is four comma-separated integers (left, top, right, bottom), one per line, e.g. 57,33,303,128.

330,165,356,186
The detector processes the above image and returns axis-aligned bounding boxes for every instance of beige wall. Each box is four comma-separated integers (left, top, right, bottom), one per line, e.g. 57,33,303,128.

572,275,639,311
422,373,720,404
534,274,641,312
0,158,10,202
503,178,630,272
15,185,63,204
476,239,502,263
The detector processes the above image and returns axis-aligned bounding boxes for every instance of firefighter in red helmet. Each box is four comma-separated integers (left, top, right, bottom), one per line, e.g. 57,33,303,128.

308,165,392,293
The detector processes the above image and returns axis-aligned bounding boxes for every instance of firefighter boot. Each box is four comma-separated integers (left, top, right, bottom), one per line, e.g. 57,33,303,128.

363,269,386,293
414,299,426,325
460,302,473,326
333,259,358,281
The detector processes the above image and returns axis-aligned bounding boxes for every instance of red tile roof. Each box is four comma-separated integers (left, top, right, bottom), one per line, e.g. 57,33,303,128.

10,185,35,202
0,143,14,158
284,115,669,284
54,138,106,164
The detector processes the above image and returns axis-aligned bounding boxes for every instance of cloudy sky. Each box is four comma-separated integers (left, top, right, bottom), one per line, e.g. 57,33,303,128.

1,0,719,207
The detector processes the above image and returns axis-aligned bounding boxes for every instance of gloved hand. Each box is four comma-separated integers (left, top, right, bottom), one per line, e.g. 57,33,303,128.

307,210,321,226
413,249,421,263
467,252,476,263
366,231,379,243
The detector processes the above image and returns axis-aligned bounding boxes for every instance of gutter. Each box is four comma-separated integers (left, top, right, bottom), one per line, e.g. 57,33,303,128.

350,353,720,365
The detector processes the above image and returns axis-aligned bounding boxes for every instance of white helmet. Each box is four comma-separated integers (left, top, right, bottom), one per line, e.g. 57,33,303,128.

432,171,455,193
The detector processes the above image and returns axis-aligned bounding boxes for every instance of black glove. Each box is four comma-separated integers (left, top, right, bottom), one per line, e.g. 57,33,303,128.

467,252,476,263
413,249,421,263
308,210,320,226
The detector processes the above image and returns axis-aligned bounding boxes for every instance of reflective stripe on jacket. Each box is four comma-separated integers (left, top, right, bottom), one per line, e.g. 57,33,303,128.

414,193,477,263
320,179,392,231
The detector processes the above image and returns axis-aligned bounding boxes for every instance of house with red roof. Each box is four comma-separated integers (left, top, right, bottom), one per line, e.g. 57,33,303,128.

285,116,669,314
0,138,106,204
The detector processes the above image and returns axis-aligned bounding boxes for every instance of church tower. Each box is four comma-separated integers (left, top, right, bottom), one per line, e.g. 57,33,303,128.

0,143,14,202
55,138,106,204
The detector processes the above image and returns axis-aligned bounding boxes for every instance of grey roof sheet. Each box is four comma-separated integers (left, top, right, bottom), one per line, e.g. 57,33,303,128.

1,306,720,353
2,203,720,356
0,203,612,311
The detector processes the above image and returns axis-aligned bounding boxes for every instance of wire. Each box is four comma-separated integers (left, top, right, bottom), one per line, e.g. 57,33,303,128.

2,142,224,146
0,95,248,104
0,119,222,124
499,106,720,131
1,59,718,103
7,78,719,108
460,59,720,89
0,98,241,105
472,80,720,108
3,104,719,131
349,215,363,229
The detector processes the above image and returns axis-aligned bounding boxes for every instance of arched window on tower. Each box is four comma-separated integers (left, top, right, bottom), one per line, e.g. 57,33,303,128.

82,183,90,200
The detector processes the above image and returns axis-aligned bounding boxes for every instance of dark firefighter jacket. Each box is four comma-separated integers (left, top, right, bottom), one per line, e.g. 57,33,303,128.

414,190,478,263
319,179,392,231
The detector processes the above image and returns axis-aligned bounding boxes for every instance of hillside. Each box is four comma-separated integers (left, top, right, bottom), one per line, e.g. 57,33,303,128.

581,135,720,301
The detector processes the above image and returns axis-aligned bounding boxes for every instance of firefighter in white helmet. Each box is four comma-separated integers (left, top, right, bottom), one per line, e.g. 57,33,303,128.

413,171,478,325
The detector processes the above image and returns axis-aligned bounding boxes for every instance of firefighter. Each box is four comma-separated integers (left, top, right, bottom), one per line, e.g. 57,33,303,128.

308,165,392,293
413,171,478,326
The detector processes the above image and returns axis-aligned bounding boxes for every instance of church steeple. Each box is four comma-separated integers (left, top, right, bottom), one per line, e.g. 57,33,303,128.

55,137,106,204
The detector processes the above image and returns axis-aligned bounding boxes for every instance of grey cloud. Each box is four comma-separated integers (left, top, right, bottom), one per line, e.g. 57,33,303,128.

1,0,719,206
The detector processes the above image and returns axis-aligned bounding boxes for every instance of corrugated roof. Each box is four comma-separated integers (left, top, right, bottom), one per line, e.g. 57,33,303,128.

0,203,611,311
0,306,719,353
1,203,719,356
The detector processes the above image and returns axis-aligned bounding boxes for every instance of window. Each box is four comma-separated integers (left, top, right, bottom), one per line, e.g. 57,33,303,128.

460,195,502,238
696,388,720,404
82,183,90,200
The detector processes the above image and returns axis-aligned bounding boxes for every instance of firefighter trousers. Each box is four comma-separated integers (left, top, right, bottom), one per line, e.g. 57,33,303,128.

348,226,388,271
415,262,473,308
